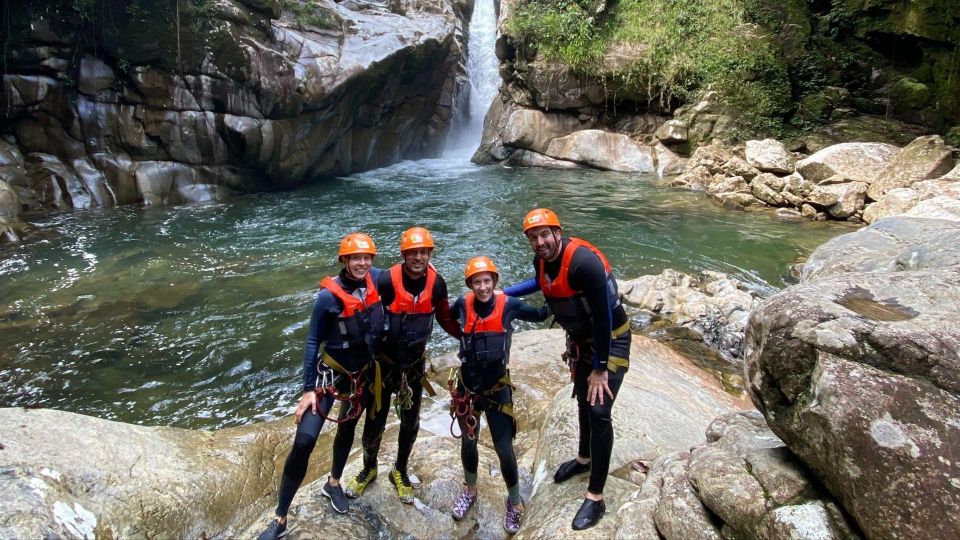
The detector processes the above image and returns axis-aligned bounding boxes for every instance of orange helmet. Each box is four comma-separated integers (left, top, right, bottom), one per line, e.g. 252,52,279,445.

464,256,499,285
338,232,377,258
522,208,561,233
400,226,435,252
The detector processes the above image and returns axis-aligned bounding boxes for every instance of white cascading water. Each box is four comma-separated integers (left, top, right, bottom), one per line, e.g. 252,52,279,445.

444,0,501,157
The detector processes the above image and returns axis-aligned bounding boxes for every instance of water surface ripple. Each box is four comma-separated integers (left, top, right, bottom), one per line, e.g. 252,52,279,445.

0,160,851,428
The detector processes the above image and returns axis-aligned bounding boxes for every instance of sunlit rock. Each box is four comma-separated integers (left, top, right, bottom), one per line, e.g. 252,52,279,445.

866,135,955,201
796,142,899,184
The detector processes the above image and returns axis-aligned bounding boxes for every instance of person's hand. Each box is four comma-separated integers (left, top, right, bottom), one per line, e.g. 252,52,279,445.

294,390,318,424
586,369,613,406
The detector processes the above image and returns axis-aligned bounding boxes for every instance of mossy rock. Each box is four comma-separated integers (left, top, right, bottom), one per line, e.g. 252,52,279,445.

888,77,932,111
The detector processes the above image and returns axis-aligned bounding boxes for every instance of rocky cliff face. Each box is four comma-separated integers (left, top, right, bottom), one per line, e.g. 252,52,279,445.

0,0,472,237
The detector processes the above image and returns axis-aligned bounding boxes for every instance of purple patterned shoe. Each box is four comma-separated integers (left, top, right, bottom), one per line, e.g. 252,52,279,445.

451,487,477,520
504,497,523,534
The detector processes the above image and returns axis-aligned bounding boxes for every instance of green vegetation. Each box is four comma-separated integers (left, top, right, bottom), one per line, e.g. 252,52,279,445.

285,0,341,31
504,0,791,135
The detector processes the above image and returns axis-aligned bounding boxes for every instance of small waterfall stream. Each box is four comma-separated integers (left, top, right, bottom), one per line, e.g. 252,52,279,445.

444,0,501,155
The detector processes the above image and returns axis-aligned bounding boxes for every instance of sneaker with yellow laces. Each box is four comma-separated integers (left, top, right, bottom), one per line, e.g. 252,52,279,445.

344,467,377,499
389,468,415,504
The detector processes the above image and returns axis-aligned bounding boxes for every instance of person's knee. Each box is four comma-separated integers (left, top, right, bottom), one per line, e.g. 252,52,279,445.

588,404,613,425
400,419,420,437
291,432,318,454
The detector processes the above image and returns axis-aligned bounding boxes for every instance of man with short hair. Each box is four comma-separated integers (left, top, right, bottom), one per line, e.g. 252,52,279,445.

506,208,631,531
343,226,461,503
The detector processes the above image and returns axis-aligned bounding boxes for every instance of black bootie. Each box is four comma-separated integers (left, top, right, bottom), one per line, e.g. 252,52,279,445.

572,498,605,530
553,459,590,483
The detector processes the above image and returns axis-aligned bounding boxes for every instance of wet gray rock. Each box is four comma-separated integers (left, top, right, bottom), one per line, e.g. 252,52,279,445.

543,129,655,173
500,106,588,154
2,0,471,211
503,149,583,169
654,143,687,177
745,217,960,539
801,217,960,282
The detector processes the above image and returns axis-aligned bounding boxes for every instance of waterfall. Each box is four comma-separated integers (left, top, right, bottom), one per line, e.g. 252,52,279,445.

444,0,501,157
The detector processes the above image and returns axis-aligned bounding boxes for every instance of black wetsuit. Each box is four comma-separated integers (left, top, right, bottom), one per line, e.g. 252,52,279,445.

506,237,631,495
354,265,460,474
275,268,383,518
451,293,549,494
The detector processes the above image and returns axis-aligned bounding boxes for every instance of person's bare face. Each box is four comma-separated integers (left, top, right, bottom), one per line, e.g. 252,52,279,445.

344,254,373,280
402,248,431,278
469,272,497,302
525,226,562,261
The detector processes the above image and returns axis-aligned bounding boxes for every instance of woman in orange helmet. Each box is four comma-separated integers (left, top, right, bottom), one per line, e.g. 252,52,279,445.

448,256,550,535
258,232,384,540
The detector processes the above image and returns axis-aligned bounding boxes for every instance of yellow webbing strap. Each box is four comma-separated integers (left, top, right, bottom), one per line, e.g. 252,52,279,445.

421,375,437,397
321,351,348,375
606,355,629,373
611,320,631,338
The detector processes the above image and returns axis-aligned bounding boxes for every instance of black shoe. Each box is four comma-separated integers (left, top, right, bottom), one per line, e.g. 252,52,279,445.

322,481,349,514
572,498,605,530
553,459,590,483
256,518,287,540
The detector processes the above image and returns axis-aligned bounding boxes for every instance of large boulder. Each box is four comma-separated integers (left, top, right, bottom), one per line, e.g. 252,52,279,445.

866,135,955,201
745,217,960,539
499,107,588,154
801,217,960,282
744,139,795,174
544,129,656,172
0,409,294,538
795,142,899,184
626,411,859,540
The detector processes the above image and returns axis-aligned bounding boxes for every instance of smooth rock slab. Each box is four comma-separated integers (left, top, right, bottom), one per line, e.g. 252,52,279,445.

796,142,899,184
544,129,655,173
801,217,960,282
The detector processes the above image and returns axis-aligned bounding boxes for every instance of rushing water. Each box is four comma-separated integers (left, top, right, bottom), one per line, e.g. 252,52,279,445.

0,162,850,428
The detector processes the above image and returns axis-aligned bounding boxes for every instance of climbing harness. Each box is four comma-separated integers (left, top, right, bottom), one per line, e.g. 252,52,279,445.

314,368,365,424
448,368,478,440
394,371,414,418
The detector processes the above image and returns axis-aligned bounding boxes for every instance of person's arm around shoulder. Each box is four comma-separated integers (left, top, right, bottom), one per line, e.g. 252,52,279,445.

433,273,462,338
503,278,540,298
505,296,551,324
